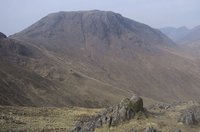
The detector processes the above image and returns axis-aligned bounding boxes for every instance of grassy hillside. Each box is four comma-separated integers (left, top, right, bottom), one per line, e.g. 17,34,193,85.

0,105,101,131
0,37,131,107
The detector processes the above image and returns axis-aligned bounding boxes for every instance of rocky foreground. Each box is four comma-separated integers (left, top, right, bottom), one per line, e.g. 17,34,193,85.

0,96,200,132
72,95,200,132
72,95,145,132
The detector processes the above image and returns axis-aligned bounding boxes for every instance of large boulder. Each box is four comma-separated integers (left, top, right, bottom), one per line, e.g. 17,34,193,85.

72,95,145,132
108,95,144,126
0,32,7,39
179,105,200,126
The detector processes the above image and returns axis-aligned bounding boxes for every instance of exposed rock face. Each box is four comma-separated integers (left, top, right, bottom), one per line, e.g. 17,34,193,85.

103,95,144,127
147,103,171,110
179,105,200,126
72,95,145,132
0,32,7,39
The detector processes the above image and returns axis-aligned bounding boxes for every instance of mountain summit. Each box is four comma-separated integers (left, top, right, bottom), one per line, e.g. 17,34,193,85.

0,32,7,39
13,10,174,52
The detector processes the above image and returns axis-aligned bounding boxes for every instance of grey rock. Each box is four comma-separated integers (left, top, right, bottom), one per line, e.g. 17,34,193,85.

71,121,83,132
108,95,143,126
119,106,127,121
147,103,171,110
130,95,144,112
71,126,81,132
144,126,157,132
179,105,200,125
174,129,181,132
185,113,196,125
72,95,145,131
95,118,102,128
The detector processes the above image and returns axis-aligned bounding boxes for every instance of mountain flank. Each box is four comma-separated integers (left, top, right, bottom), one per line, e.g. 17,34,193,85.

0,10,200,107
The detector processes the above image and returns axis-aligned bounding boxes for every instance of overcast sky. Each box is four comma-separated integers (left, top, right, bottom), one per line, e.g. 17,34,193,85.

0,0,200,35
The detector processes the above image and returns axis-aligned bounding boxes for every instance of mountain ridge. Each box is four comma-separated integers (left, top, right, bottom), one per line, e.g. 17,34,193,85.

160,25,200,45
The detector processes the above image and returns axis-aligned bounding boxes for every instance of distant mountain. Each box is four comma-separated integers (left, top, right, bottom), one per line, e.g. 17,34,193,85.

160,26,200,45
1,10,200,107
160,26,189,43
181,26,200,45
0,32,7,39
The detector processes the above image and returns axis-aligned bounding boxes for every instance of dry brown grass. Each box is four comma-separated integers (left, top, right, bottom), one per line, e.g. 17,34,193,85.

0,105,101,131
1,102,200,132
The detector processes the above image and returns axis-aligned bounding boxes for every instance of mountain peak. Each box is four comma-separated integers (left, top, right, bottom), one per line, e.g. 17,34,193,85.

13,10,174,52
56,10,120,16
0,32,7,39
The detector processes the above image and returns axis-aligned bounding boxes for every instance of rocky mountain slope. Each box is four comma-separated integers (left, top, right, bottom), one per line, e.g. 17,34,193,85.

1,10,200,107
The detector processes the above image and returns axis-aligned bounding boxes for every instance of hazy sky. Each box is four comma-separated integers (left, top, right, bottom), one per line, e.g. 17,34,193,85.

0,0,200,35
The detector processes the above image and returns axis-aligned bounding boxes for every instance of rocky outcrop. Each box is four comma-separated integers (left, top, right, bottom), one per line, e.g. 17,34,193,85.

144,126,157,132
72,95,146,132
179,105,200,126
0,32,7,39
147,103,171,110
174,129,181,132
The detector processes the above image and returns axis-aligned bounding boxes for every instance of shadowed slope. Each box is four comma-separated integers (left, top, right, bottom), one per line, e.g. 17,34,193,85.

0,35,131,107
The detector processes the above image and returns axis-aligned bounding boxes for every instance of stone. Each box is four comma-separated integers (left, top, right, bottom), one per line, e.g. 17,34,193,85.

174,129,181,132
179,105,200,126
71,121,83,132
185,113,196,125
130,95,144,112
119,106,127,121
71,95,145,131
108,95,143,126
95,118,102,128
144,126,157,132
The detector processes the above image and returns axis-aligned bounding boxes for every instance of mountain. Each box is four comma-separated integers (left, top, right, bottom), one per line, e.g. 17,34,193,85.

160,26,200,45
0,32,7,39
0,32,129,107
160,26,189,43
2,10,200,107
160,26,200,58
180,26,200,45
